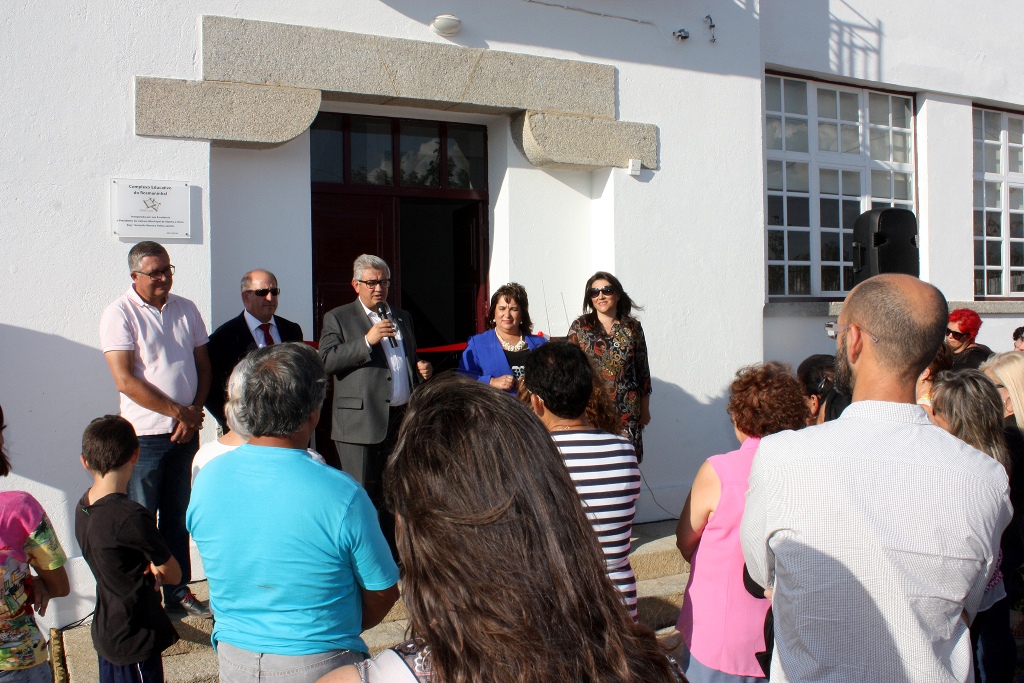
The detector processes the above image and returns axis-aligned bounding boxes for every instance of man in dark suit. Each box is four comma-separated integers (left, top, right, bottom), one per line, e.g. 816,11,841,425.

319,255,432,552
205,269,303,429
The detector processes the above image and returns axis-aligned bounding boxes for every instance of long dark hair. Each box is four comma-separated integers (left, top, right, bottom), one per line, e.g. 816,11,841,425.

0,404,10,477
582,271,643,322
486,282,534,334
385,375,677,683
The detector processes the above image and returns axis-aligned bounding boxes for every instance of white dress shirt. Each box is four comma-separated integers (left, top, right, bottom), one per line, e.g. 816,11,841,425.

244,310,281,347
361,302,412,407
741,401,1011,683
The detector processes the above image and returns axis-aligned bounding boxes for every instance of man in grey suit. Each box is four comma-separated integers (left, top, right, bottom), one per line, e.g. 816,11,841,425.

319,255,432,551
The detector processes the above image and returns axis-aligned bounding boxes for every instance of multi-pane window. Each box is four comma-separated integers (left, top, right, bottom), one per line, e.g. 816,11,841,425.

765,76,915,297
973,109,1024,296
310,113,488,192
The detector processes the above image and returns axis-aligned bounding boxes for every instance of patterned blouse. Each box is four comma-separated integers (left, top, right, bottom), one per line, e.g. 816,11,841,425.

567,315,652,461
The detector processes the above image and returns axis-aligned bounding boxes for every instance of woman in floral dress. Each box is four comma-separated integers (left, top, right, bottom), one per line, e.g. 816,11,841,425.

567,272,652,461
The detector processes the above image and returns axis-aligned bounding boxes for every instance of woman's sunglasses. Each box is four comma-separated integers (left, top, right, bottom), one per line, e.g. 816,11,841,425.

946,328,969,342
588,286,616,298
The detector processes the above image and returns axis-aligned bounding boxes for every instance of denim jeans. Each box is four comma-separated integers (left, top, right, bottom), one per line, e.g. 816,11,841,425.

0,662,52,683
216,642,364,683
128,433,198,603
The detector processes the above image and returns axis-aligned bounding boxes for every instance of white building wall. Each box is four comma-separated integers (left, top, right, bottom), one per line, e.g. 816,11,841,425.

762,1,1024,106
916,93,975,301
610,12,768,518
2,3,215,628
209,133,315,333
761,0,1024,365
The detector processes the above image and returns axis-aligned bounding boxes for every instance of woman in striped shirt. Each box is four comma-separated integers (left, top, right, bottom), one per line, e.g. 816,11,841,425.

524,341,642,620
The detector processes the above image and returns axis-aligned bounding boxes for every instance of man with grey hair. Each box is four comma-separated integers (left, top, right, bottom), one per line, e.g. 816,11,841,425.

187,342,399,681
319,254,432,555
741,274,1012,682
206,269,304,429
99,240,213,617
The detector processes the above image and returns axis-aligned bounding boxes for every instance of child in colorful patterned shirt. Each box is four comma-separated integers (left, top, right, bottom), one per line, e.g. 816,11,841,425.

0,403,71,683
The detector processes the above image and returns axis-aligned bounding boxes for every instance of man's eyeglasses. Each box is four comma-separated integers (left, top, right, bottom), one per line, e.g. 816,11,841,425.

588,285,615,298
134,265,175,279
357,279,390,289
824,321,880,343
946,328,970,342
245,288,280,297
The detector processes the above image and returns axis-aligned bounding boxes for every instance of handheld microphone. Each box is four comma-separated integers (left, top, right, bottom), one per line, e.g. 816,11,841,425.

376,302,397,347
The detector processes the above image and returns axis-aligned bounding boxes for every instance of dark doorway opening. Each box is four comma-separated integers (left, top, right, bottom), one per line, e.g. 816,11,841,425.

398,198,487,361
309,113,491,463
310,194,488,360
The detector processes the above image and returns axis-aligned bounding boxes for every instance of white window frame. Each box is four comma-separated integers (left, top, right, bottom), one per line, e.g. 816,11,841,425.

973,107,1024,298
764,75,916,299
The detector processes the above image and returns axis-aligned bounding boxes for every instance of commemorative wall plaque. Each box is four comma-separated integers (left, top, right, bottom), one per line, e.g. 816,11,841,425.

110,178,191,238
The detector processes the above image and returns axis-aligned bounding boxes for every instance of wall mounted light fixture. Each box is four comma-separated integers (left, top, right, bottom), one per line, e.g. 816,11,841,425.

431,14,462,37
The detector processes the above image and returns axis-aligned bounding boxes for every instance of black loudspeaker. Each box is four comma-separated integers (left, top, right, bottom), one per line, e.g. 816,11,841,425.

850,208,919,286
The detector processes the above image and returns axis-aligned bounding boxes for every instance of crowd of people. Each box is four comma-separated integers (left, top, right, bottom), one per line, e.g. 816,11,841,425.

3,240,1024,682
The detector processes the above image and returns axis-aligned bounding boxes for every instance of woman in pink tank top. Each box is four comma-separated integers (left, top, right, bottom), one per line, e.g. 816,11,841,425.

673,363,810,682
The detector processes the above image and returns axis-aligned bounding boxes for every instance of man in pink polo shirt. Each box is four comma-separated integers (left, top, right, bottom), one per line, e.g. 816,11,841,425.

99,241,213,618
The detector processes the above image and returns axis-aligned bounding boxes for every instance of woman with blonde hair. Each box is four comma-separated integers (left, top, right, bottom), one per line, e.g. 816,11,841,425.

931,369,1016,683
982,352,1024,436
981,352,1024,641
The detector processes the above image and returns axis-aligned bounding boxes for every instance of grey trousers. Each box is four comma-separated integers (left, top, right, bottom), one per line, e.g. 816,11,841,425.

217,642,364,683
333,441,373,486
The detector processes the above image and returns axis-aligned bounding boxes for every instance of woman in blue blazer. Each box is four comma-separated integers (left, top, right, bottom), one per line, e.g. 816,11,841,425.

459,283,546,393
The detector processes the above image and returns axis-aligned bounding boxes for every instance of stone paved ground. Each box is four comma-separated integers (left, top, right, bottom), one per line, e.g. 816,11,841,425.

58,520,688,682
60,522,1024,682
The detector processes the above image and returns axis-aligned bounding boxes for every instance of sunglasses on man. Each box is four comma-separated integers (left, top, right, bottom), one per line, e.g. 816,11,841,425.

245,288,281,297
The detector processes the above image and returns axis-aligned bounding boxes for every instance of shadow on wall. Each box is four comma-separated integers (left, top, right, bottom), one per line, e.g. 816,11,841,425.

766,0,882,81
636,378,735,523
381,0,762,80
830,0,883,80
0,323,117,543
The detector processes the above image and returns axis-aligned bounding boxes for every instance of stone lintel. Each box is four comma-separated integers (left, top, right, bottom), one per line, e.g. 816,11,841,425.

135,77,321,145
202,15,616,120
512,111,658,170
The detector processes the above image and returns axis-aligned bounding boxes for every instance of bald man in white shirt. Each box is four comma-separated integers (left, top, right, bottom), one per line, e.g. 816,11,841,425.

742,274,1011,683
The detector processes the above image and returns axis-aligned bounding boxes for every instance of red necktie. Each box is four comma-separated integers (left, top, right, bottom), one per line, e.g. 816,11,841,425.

258,323,275,346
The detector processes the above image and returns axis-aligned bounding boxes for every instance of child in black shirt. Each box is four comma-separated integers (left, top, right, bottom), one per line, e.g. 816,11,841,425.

75,415,180,683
